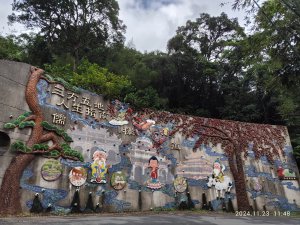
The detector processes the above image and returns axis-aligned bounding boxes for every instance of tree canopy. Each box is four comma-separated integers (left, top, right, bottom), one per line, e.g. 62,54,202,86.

8,0,126,68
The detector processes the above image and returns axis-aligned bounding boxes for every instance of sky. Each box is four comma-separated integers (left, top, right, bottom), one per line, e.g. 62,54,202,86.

0,0,247,52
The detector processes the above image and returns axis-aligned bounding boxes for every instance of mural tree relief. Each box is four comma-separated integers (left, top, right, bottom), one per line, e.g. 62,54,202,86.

0,67,83,215
149,111,287,211
190,117,287,211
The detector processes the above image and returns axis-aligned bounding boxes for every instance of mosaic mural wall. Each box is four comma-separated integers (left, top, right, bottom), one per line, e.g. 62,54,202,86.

0,60,299,215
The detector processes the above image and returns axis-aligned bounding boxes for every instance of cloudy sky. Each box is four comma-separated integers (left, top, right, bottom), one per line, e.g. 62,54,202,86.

0,0,247,52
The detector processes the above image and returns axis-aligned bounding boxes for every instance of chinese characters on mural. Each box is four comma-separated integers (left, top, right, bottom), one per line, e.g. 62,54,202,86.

52,113,66,125
51,84,109,122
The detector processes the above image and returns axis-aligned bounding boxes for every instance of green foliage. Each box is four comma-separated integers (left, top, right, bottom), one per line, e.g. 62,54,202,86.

12,141,50,154
43,72,81,94
11,141,32,153
19,33,53,66
61,143,84,162
125,87,167,109
71,59,133,99
11,141,82,161
3,123,16,129
0,35,26,61
45,150,60,159
3,112,33,129
32,144,49,152
19,121,35,129
9,0,125,68
41,121,73,142
53,77,81,94
41,121,56,131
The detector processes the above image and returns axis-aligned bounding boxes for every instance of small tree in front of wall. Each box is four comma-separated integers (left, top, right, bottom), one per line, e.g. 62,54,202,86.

0,68,84,215
30,193,43,213
151,110,287,211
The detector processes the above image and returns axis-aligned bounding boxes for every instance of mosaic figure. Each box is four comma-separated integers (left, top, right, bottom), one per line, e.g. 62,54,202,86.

132,113,155,131
69,167,87,187
207,175,233,199
277,167,297,180
108,100,132,126
146,156,163,189
207,158,232,199
91,149,108,184
111,171,126,190
252,178,262,192
212,159,225,183
41,159,63,181
174,176,187,193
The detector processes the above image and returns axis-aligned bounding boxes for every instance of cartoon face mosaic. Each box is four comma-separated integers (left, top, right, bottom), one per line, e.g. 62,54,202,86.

174,176,187,193
69,167,87,187
111,171,127,190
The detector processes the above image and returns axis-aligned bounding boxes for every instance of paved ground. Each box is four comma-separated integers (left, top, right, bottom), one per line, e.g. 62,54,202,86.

0,213,299,225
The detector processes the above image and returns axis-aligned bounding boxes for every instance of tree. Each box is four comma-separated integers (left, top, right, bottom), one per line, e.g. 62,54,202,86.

168,13,245,61
125,87,167,110
19,33,53,67
71,59,133,99
165,13,246,117
237,0,300,166
190,117,286,211
0,67,83,215
8,0,126,69
0,35,25,61
150,110,287,211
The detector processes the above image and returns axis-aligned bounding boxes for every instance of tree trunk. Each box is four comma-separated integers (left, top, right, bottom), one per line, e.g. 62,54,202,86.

0,154,35,214
228,151,251,211
0,67,44,215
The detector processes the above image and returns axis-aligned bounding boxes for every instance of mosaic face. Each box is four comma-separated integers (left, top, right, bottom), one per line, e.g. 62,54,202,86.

111,171,126,190
174,176,187,193
41,159,63,181
69,167,87,187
